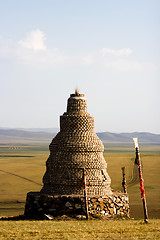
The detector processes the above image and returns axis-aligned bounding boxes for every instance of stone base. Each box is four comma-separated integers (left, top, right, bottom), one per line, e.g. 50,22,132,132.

24,192,130,220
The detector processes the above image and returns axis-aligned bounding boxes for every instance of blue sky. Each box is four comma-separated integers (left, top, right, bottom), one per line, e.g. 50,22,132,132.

0,0,159,133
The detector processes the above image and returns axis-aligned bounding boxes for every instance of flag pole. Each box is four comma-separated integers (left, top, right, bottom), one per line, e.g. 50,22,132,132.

82,168,88,220
133,138,149,223
122,167,127,193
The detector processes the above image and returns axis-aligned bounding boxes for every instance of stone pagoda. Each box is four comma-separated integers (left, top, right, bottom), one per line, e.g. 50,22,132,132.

41,90,112,196
24,90,129,219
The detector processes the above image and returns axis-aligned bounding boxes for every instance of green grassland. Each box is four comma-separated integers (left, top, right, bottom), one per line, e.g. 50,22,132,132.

0,220,159,240
0,142,160,220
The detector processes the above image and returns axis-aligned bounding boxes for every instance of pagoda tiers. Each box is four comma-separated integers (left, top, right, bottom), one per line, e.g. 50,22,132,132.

41,90,112,196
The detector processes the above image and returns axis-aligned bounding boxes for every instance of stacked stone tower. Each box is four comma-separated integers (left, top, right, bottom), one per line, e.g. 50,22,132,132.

41,90,112,196
24,90,129,219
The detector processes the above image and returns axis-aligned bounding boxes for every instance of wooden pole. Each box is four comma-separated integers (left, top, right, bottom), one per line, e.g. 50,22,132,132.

133,138,149,223
122,167,127,193
82,168,88,220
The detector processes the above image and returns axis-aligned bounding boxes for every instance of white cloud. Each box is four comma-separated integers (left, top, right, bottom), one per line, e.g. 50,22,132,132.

15,47,70,67
100,48,133,57
104,58,142,71
18,29,46,51
0,33,158,73
81,55,94,66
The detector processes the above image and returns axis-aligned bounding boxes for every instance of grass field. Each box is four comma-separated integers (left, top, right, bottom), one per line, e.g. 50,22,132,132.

0,142,160,220
0,219,160,240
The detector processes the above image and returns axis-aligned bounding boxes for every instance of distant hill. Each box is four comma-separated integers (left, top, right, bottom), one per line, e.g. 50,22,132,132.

97,132,160,143
17,128,59,133
97,132,130,142
0,128,160,143
0,128,56,143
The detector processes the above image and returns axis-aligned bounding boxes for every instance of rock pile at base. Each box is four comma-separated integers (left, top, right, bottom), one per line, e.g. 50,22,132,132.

25,192,129,220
